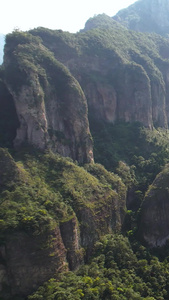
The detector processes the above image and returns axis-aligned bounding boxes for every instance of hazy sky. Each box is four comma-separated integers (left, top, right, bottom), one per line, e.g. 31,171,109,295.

1,0,136,34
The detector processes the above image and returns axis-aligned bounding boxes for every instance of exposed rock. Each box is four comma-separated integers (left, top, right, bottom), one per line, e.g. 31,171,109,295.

0,229,67,298
30,23,169,129
3,32,93,164
60,217,83,270
0,80,19,147
139,164,169,247
0,150,127,298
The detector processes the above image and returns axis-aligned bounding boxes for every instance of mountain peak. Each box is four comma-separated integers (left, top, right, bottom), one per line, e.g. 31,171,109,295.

114,0,169,36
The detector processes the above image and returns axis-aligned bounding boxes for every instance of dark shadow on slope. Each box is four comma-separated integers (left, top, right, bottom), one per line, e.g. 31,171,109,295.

0,81,19,147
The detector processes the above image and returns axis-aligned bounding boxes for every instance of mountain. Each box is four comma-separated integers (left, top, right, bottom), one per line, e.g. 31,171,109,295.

114,0,169,36
139,163,169,247
0,148,126,298
0,34,5,64
30,17,169,129
2,4,169,299
2,31,93,164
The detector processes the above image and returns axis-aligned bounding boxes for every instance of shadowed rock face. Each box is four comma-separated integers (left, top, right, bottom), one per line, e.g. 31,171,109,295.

0,81,19,147
0,229,67,298
139,164,169,247
3,32,93,164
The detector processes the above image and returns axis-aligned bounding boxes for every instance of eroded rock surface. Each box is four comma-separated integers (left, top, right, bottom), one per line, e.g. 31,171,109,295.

3,32,93,164
139,164,169,247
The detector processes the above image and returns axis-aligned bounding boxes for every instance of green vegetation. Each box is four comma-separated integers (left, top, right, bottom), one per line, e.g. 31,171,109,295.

28,234,169,300
2,15,169,300
114,0,169,37
0,148,125,235
90,120,169,200
0,149,71,234
4,30,81,99
30,14,169,82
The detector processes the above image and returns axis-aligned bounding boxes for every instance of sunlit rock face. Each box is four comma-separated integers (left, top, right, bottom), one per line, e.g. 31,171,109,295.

114,0,169,36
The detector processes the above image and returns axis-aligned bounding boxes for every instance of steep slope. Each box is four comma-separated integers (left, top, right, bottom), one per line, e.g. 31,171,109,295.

30,18,169,128
2,31,93,163
0,148,126,299
114,0,169,36
139,164,169,247
0,80,19,147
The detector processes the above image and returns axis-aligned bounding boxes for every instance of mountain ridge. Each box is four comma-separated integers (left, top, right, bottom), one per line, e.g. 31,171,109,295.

114,0,169,36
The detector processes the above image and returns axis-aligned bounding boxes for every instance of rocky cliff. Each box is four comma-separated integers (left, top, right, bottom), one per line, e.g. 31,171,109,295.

2,31,93,164
2,6,169,298
30,19,169,129
114,0,169,36
0,148,126,298
139,164,169,247
2,18,169,157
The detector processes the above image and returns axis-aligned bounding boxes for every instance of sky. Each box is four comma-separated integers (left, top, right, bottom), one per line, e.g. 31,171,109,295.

0,0,137,35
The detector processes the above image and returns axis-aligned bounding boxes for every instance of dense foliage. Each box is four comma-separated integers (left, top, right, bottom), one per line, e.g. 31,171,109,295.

4,30,83,101
30,14,169,86
28,234,169,300
0,148,125,235
90,120,169,205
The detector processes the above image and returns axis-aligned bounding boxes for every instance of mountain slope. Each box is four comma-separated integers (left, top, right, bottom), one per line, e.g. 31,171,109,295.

114,0,169,36
139,163,169,247
0,148,126,298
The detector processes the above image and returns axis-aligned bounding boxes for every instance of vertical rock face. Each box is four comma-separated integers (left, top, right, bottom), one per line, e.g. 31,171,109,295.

64,56,154,128
1,229,67,298
112,64,153,128
30,23,169,130
60,217,83,270
139,164,169,247
3,31,93,164
0,81,19,147
83,81,117,123
156,60,169,126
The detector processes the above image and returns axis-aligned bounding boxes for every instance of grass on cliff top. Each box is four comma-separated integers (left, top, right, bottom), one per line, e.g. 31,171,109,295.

30,14,169,86
4,30,83,100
